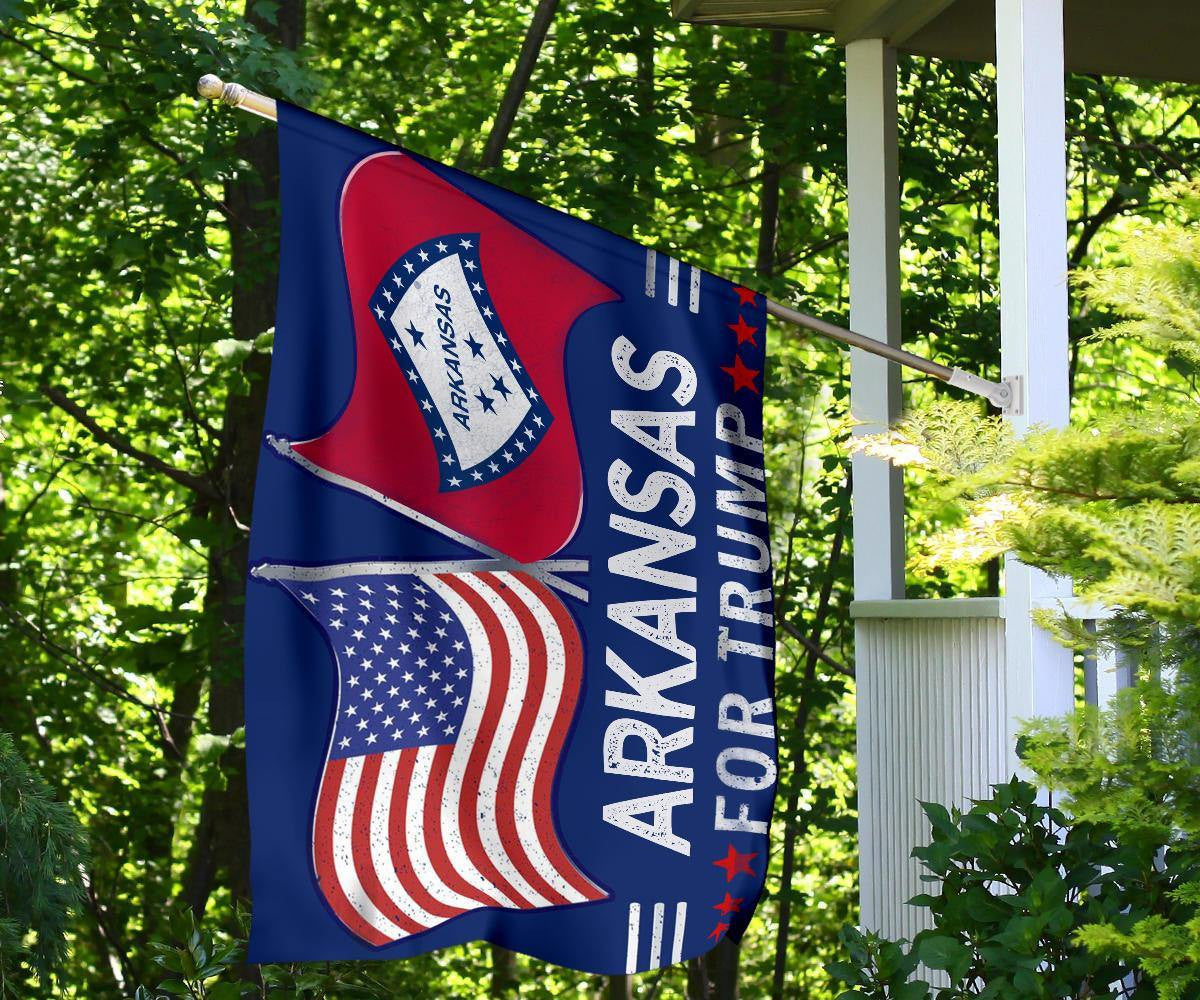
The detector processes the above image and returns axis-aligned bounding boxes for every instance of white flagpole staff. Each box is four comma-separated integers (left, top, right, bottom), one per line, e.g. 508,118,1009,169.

196,74,1020,413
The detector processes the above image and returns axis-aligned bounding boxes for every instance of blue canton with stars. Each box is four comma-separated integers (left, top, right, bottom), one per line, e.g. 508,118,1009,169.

369,233,554,493
283,576,473,760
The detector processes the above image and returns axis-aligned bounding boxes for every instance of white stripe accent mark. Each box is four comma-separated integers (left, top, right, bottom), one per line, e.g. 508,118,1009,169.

626,902,641,974
644,249,656,298
688,266,701,313
649,901,666,969
667,257,679,306
672,901,687,963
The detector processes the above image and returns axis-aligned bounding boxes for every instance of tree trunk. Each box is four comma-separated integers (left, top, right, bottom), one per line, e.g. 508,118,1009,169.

605,974,633,1000
769,484,849,1000
181,0,306,916
754,31,787,278
490,944,519,997
709,938,740,1000
480,0,560,168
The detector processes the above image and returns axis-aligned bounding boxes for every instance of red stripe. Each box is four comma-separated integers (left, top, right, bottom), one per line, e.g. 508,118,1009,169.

311,758,393,946
388,748,481,916
419,743,502,908
350,755,425,935
518,573,606,901
438,573,532,907
482,574,572,905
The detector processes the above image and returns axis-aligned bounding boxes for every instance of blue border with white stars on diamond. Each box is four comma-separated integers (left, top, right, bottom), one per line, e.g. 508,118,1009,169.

369,232,553,492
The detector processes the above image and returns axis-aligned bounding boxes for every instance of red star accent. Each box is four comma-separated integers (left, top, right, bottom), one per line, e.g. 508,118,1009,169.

720,354,761,395
713,844,758,882
714,893,743,915
707,921,730,943
733,285,758,306
727,315,758,346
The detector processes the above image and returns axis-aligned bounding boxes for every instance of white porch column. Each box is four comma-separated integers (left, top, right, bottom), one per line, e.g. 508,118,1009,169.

846,38,904,601
995,0,1075,772
846,37,904,937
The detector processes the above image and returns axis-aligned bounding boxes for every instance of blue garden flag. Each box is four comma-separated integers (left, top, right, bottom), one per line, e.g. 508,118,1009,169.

245,103,777,975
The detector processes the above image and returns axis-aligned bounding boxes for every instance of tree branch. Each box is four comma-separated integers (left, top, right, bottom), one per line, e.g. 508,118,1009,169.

480,0,560,169
40,385,220,501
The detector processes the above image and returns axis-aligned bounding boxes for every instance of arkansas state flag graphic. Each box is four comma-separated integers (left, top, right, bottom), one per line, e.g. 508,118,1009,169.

245,104,777,975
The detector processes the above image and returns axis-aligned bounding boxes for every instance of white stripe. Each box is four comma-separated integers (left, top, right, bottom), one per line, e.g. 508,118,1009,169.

329,757,407,939
499,573,593,902
423,576,517,907
649,901,666,969
672,902,687,963
464,575,552,907
667,257,679,306
644,249,656,297
626,902,641,974
688,266,701,313
403,747,485,911
368,753,439,928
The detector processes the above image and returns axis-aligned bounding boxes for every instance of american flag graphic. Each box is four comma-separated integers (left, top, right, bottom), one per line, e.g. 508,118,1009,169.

273,565,606,945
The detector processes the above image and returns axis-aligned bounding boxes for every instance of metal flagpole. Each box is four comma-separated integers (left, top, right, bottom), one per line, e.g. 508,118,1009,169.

196,74,1020,413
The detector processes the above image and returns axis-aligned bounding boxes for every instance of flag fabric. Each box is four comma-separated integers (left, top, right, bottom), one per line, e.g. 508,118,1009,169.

245,103,777,975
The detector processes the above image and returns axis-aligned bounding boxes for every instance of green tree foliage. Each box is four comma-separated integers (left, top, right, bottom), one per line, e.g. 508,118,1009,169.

829,779,1150,998
1,0,1198,996
845,187,1200,997
0,731,86,995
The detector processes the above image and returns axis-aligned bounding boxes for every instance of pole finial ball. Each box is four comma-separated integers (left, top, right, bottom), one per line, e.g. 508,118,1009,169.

197,74,225,100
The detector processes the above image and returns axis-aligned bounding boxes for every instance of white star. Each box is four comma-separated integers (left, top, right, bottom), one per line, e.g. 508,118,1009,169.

407,628,418,639
442,683,453,694
528,388,539,400
329,619,343,630
453,640,465,651
399,643,411,655
442,454,455,466
301,591,317,603
464,259,477,271
503,450,514,463
352,629,365,641
495,331,507,345
515,440,526,452
331,588,346,598
456,668,468,679
419,726,430,737
511,359,523,372
471,470,483,481
399,699,411,710
332,603,346,613
343,645,356,657
437,712,448,722
442,655,454,667
339,737,351,749
372,702,383,714
359,584,373,594
471,281,483,293
391,338,403,351
373,305,385,319
344,705,357,717
383,715,394,727
533,414,544,427
365,732,378,745
407,369,419,382
444,725,456,735
418,249,430,261
459,238,474,249
422,399,433,412
387,686,400,698
440,612,451,622
435,241,448,253
385,584,399,593
357,614,369,625
356,719,368,731
375,672,386,684
382,288,393,303
433,427,446,440
409,712,421,723
403,260,415,273
391,273,403,287
488,460,500,473
416,598,429,609
453,696,465,707
392,730,404,740
416,685,428,696
379,629,392,640
347,676,360,688
482,306,494,319
403,671,415,682
430,670,441,681
448,476,461,486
